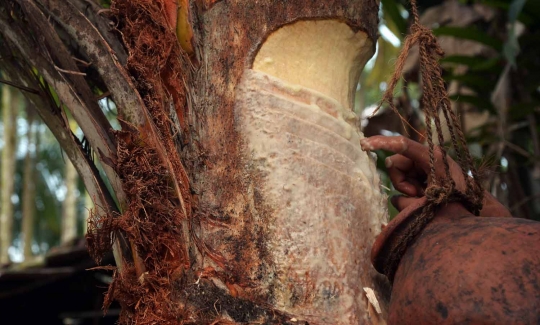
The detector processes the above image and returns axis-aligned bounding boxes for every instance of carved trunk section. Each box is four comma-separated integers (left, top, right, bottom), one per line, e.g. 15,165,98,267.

235,69,387,323
184,3,390,321
0,0,389,323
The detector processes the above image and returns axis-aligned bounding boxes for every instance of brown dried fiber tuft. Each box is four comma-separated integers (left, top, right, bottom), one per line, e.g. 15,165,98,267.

88,129,189,323
87,0,196,323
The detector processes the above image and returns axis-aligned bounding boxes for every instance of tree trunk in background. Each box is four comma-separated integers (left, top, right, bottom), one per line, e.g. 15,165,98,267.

61,159,78,244
22,104,36,260
0,85,18,265
83,190,93,236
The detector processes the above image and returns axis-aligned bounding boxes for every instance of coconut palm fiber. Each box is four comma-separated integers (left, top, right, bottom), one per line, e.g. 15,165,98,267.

376,0,485,281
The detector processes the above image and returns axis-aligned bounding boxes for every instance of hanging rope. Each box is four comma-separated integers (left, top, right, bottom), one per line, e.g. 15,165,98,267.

378,0,485,281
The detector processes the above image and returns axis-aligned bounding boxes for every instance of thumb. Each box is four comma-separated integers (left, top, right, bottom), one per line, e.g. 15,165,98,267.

391,195,422,212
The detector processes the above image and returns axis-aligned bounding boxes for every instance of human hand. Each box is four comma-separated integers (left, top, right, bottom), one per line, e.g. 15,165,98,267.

360,135,467,211
360,135,512,218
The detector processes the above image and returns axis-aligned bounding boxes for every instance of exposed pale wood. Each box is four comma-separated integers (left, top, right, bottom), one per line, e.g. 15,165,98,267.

253,20,374,109
177,1,388,322
235,69,387,323
0,0,390,322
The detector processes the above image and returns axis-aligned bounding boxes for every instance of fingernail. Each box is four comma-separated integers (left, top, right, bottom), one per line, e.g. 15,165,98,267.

360,138,373,151
398,137,408,153
385,157,393,168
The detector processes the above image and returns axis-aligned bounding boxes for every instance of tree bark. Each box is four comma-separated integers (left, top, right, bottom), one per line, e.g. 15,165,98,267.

0,0,389,323
180,1,388,323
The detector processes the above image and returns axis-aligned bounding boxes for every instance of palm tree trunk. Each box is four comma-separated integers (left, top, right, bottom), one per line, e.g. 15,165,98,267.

152,2,387,322
0,0,389,322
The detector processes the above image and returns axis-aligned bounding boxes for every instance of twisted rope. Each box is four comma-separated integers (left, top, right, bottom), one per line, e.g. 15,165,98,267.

378,0,484,281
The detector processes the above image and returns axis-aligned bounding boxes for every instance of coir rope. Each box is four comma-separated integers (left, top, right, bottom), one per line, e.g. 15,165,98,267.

378,0,485,281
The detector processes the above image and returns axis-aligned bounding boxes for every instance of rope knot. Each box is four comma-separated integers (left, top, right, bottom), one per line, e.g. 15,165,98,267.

412,23,444,56
375,0,486,283
426,185,484,216
426,185,453,205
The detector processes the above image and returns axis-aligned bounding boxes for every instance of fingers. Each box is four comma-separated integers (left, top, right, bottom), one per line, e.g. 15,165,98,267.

360,136,431,172
361,135,466,189
361,135,473,197
385,155,424,197
391,195,421,212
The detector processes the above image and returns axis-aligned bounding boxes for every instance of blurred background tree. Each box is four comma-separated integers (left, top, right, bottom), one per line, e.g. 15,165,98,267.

0,75,109,265
0,0,539,266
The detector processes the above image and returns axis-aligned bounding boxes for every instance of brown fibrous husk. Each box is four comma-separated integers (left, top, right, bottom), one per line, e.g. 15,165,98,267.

88,129,189,324
86,0,195,323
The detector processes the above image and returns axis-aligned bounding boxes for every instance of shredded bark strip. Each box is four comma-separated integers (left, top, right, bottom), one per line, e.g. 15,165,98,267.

87,0,196,323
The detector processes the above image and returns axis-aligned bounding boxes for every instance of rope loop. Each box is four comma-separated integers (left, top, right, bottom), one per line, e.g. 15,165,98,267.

378,0,486,282
425,185,453,205
425,185,483,216
379,0,485,215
